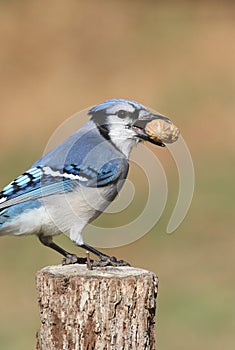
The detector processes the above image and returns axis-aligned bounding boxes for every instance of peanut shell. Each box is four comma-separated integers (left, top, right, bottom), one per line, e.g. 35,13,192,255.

145,119,180,144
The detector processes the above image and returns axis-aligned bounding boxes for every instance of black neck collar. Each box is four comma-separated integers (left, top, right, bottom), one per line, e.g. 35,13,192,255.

97,124,110,141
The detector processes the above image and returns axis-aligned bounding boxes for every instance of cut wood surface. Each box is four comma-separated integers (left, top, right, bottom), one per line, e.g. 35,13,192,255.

36,264,158,350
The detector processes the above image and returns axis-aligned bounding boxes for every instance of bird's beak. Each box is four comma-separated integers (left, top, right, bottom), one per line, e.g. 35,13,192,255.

131,113,173,147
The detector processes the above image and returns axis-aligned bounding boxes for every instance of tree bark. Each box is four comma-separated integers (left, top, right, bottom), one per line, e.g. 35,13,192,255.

36,265,158,350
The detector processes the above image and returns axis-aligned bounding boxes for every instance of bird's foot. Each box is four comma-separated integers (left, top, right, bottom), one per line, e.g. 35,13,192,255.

91,255,131,268
61,253,130,268
62,254,87,265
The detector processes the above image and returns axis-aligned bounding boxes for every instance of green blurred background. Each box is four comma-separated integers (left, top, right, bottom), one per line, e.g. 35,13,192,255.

0,1,235,349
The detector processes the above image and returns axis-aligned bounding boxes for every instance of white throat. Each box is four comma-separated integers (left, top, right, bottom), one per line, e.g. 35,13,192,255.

108,124,139,157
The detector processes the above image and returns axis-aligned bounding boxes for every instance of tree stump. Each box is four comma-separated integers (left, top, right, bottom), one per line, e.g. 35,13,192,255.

36,265,158,350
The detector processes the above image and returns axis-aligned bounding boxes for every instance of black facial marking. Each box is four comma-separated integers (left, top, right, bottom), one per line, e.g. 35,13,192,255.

116,107,140,120
97,124,111,141
131,108,140,119
116,110,129,119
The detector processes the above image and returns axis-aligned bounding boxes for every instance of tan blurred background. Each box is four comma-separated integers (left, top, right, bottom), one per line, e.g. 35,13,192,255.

0,1,235,349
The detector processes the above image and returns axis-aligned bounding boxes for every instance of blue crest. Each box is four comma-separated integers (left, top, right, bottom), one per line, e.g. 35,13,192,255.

89,98,145,114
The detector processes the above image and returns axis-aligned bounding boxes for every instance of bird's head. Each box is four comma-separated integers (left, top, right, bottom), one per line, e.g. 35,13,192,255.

89,99,175,157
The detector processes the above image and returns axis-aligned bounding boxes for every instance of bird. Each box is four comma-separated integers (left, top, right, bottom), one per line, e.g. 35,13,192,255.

0,99,172,267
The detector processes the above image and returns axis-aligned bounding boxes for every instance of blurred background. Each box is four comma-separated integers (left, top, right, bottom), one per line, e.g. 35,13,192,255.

0,1,235,349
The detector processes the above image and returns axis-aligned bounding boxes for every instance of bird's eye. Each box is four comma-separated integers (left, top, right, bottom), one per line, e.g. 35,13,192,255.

117,110,129,118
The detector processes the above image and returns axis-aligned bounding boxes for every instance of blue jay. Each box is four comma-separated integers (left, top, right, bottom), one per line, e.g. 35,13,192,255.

0,99,171,266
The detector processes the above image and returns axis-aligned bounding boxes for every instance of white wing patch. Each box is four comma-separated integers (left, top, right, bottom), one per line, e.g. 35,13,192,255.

0,197,7,204
43,167,87,182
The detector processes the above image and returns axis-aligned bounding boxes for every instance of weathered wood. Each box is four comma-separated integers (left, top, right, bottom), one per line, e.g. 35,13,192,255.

36,265,158,350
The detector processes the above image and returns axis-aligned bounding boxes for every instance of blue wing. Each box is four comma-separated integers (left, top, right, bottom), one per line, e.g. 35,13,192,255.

0,158,128,210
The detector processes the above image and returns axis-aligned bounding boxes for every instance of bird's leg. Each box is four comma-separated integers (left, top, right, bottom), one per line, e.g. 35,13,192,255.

38,235,87,265
80,243,131,267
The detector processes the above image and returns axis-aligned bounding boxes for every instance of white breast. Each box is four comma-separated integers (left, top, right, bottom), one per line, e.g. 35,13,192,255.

0,184,118,246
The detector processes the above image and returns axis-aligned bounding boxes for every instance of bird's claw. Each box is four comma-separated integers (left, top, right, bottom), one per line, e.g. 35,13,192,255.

91,256,131,267
61,253,130,268
62,254,87,265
